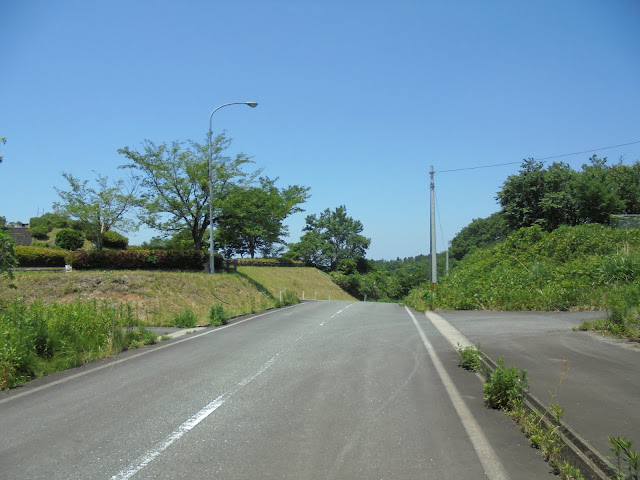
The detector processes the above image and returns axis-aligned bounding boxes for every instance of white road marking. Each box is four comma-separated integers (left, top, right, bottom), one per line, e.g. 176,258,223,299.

110,395,226,480
405,306,510,480
110,338,300,480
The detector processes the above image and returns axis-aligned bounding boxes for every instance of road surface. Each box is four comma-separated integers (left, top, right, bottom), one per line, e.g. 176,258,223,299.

0,301,556,479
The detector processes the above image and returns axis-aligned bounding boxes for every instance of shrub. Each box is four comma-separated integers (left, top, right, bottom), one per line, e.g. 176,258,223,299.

103,231,128,249
29,225,50,240
55,228,85,251
209,304,230,326
483,357,528,410
457,344,483,372
173,309,198,328
15,246,67,267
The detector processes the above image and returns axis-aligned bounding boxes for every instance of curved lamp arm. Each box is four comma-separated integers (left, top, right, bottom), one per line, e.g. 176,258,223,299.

207,101,258,273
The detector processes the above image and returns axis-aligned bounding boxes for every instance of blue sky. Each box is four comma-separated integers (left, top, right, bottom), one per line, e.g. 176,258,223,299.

2,1,639,260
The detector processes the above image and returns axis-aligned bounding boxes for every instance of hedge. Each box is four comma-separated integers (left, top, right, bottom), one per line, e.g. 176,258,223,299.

234,258,305,267
15,246,67,267
65,249,210,271
102,231,128,249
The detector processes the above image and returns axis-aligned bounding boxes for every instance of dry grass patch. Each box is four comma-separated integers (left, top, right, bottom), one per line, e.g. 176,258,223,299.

237,266,355,301
0,270,274,326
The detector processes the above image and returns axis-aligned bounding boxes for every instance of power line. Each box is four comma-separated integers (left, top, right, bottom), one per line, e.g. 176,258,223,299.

436,139,640,174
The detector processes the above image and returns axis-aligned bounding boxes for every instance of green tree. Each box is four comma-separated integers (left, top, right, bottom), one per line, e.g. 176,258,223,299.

217,178,310,258
287,205,370,270
572,156,625,224
497,159,579,231
449,212,510,261
54,172,138,250
119,134,258,251
610,161,640,214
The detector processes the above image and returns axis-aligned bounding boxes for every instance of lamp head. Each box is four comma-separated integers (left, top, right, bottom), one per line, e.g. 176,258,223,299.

246,102,258,108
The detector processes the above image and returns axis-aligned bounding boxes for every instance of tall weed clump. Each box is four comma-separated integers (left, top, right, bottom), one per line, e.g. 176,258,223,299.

483,357,528,410
209,304,230,326
0,299,154,390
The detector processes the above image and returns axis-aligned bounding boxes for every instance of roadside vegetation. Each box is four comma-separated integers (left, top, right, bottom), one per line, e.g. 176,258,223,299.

0,267,353,390
405,224,640,341
0,299,156,390
457,344,640,480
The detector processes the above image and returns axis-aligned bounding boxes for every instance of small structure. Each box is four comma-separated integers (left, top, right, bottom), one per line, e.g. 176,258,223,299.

7,226,33,246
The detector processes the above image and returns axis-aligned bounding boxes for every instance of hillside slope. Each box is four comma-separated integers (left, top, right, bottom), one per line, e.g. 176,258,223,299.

0,267,355,326
406,224,640,312
237,266,355,302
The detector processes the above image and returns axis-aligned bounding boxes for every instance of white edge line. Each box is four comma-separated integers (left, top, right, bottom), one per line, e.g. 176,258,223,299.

404,306,510,480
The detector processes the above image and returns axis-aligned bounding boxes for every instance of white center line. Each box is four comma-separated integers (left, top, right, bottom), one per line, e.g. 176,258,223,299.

110,334,304,480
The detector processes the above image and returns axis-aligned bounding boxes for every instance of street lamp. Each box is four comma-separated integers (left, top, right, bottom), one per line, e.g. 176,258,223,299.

207,101,258,274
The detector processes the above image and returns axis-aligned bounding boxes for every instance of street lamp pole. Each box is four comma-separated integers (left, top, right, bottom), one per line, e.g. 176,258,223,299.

208,101,258,274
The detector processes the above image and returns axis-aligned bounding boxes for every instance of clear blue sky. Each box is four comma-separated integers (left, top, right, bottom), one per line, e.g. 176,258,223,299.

2,1,639,260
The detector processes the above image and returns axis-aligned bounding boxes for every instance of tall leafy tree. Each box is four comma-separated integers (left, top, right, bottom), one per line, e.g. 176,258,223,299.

610,161,640,214
573,156,625,224
287,205,370,270
497,159,579,231
54,172,137,250
217,177,310,258
119,134,259,251
449,212,509,261
496,156,636,231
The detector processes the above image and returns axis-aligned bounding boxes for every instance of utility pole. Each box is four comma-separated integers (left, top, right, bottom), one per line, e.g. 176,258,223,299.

430,165,437,286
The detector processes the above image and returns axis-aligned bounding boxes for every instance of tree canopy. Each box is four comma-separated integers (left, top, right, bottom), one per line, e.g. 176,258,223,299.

217,177,310,258
119,134,259,251
449,212,509,261
286,205,370,270
496,156,638,232
54,172,137,250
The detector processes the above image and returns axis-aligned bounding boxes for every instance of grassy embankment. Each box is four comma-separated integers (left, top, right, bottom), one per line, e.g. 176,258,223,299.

405,224,640,340
0,267,354,389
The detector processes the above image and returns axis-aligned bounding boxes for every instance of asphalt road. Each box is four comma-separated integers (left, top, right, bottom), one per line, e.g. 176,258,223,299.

1,301,559,480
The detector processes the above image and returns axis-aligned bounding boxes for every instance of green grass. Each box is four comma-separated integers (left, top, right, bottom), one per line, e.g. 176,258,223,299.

0,299,156,390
